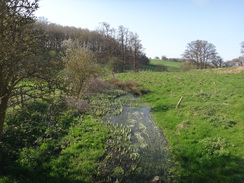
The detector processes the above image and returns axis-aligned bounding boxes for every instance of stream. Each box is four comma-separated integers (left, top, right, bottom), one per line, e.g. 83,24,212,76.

103,95,171,182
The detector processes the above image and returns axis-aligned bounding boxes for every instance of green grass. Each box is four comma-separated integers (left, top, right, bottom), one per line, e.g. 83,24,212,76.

143,59,185,72
1,91,141,183
117,69,244,182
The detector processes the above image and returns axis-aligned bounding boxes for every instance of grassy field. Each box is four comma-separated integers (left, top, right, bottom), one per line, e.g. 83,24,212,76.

143,59,185,72
118,68,244,182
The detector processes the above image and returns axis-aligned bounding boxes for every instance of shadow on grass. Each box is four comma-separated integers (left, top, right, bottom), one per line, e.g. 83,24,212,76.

0,136,94,183
179,153,244,183
151,104,170,112
0,164,83,183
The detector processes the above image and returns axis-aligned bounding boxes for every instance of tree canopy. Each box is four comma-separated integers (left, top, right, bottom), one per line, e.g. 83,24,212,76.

35,20,149,71
182,40,221,69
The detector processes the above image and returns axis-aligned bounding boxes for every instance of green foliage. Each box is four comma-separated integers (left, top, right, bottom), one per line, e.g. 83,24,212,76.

118,69,244,182
0,176,18,183
0,99,76,182
49,116,108,183
0,0,51,137
87,89,145,117
1,93,141,182
96,124,140,183
61,44,103,97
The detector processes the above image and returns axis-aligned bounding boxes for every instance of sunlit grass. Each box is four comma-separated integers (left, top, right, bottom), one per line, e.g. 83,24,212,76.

142,59,185,72
118,69,244,182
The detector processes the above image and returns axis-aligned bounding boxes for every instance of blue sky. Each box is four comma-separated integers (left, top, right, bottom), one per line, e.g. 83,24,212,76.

35,0,244,61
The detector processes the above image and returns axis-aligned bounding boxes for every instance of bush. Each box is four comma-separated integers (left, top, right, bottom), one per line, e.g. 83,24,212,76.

106,78,150,96
65,97,90,113
83,78,111,95
0,99,77,182
61,46,103,97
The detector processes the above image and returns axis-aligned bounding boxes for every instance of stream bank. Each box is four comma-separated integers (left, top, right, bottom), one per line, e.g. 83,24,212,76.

103,95,172,182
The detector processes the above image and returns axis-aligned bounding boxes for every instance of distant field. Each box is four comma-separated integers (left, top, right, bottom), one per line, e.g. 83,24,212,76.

143,59,185,72
118,68,244,182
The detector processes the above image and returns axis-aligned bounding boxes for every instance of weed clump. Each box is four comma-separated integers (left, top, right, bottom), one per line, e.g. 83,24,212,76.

106,78,150,96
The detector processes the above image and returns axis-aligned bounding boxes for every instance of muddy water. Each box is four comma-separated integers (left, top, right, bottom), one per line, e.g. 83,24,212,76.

103,96,171,182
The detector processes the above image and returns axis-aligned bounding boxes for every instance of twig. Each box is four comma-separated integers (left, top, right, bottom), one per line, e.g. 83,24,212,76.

175,96,184,109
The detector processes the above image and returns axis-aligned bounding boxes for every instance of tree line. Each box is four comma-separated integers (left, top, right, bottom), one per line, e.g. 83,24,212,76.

182,40,244,69
156,40,244,69
0,0,149,137
35,19,149,71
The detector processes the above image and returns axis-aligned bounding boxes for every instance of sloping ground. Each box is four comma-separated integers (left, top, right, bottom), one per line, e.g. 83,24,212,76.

143,60,184,72
216,66,244,74
103,95,172,182
118,70,244,182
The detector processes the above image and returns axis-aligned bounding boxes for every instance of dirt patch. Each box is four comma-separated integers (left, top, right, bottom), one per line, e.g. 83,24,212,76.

216,66,244,74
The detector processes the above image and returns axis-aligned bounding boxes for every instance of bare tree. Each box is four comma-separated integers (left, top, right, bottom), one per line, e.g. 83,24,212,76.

117,25,129,72
97,22,118,61
129,32,142,71
182,40,218,69
212,55,224,68
227,57,244,67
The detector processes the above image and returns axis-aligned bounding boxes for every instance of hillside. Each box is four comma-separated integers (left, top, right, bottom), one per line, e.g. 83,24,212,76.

2,66,243,182
143,60,185,72
118,68,244,182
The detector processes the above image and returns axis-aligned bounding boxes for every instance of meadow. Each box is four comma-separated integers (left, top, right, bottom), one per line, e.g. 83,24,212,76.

142,59,185,72
1,59,243,182
118,65,244,182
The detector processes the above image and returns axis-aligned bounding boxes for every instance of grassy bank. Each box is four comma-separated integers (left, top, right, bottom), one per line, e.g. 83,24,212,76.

143,60,185,72
0,90,142,183
118,68,244,182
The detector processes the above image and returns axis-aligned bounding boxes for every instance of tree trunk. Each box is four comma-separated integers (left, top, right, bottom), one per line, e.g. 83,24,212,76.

0,95,9,138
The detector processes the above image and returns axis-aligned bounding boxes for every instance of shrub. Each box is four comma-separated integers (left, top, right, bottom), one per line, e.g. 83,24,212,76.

106,78,150,96
61,46,103,97
139,88,151,95
124,81,139,88
65,97,90,113
0,99,77,182
84,78,111,95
